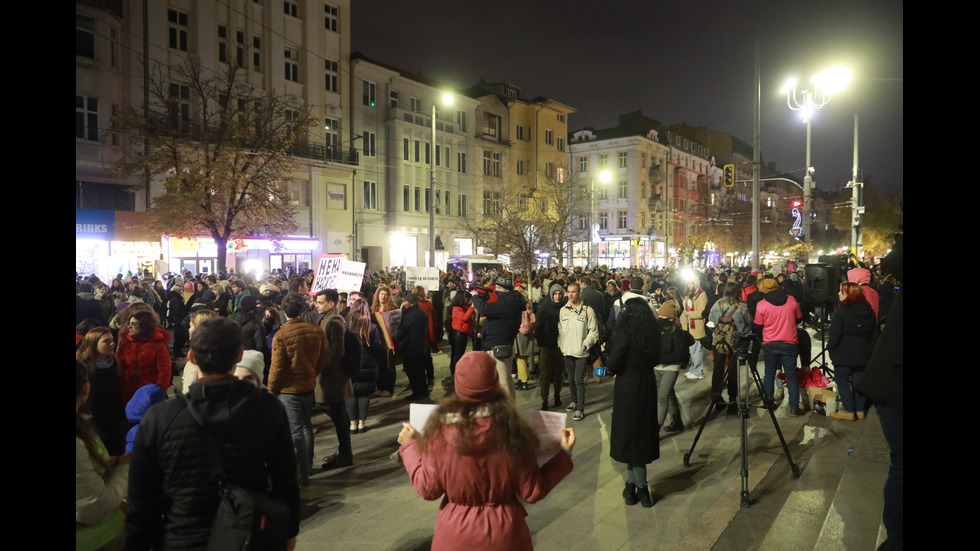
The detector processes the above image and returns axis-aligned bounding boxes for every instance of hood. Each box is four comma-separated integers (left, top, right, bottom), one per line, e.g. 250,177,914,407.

762,290,790,306
122,326,173,345
125,383,167,423
847,267,871,285
548,283,567,305
183,378,263,433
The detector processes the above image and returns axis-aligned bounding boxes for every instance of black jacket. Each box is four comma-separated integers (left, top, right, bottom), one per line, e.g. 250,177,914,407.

395,304,429,359
125,377,299,550
535,293,567,349
829,302,877,367
471,289,526,349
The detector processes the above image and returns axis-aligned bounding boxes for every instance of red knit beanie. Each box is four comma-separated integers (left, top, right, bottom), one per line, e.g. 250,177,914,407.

454,352,500,403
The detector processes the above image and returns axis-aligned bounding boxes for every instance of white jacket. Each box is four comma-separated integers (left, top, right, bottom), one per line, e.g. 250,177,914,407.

558,302,599,358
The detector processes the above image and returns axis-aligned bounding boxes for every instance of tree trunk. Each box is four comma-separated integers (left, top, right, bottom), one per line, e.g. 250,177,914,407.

213,234,229,274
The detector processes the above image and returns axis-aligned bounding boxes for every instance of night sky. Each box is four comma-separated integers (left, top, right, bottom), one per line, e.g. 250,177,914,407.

352,0,903,195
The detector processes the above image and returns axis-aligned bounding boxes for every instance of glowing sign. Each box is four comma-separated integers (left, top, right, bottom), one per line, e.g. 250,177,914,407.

790,208,803,238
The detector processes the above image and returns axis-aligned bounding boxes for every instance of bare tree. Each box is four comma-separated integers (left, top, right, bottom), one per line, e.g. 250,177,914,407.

112,56,316,272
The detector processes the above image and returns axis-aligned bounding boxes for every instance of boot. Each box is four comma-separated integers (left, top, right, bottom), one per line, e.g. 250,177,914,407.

663,417,684,433
623,483,638,506
636,485,653,508
829,411,857,421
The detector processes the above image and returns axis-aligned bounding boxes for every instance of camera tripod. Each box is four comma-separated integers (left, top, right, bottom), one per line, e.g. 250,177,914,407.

682,337,800,507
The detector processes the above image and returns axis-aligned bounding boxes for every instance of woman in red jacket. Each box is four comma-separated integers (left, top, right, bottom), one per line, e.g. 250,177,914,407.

398,352,575,551
448,291,474,377
117,310,171,403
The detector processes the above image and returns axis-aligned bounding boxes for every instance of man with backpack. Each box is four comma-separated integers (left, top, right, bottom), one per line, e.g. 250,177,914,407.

314,288,356,470
707,282,753,413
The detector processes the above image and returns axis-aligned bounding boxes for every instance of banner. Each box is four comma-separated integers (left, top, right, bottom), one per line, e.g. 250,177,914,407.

406,266,440,292
311,254,367,294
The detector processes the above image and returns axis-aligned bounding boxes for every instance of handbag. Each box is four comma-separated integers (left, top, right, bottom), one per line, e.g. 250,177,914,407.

179,395,291,551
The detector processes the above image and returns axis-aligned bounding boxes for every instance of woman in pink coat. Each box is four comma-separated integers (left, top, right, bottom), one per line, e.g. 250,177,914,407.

398,351,576,551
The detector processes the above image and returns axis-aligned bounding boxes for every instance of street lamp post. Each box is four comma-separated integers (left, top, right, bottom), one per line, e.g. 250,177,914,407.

429,93,453,268
590,169,611,268
781,66,850,253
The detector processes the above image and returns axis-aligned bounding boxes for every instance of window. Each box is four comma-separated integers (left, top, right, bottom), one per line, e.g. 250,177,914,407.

599,212,608,230
483,150,501,177
516,160,525,176
458,194,467,217
284,47,299,82
545,162,555,178
516,125,526,141
236,31,245,68
252,36,262,72
284,109,300,122
556,167,566,183
362,80,376,107
168,9,188,52
410,97,422,113
557,137,565,152
545,129,554,146
443,146,450,168
110,104,119,145
445,190,451,215
619,211,628,230
483,190,501,216
362,131,376,157
414,187,421,212
619,152,628,168
324,59,338,92
557,113,565,123
76,95,99,141
457,152,466,173
389,89,399,109
482,113,500,140
457,111,467,132
168,84,190,129
434,190,440,214
599,154,608,168
619,180,628,198
110,27,119,67
435,143,440,166
76,15,95,59
403,138,409,161
290,180,311,206
363,181,377,210
641,212,646,227
641,182,647,199
597,186,608,201
218,26,228,63
579,157,588,173
324,118,339,147
284,1,298,17
518,194,529,211
403,185,410,212
324,3,339,31
425,143,430,165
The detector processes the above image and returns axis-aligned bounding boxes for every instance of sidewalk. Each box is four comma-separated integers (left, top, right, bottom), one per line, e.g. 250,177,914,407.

296,341,890,550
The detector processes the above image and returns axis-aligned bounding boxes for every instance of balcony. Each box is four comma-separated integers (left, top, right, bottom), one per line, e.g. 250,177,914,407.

289,142,359,166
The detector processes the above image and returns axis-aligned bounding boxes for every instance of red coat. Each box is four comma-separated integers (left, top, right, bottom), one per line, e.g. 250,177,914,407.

399,417,573,551
117,327,172,402
418,300,437,344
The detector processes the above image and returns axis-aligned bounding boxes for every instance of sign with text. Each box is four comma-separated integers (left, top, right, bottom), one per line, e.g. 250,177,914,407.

311,254,367,294
406,266,440,292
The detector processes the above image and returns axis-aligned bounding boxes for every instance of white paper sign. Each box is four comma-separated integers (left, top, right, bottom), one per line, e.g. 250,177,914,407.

311,254,365,294
406,266,440,292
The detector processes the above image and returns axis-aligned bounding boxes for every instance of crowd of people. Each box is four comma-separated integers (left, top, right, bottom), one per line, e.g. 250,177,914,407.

76,248,903,550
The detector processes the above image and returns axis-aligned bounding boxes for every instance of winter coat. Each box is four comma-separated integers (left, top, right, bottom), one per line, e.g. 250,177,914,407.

608,325,661,465
269,318,328,395
451,305,475,335
124,384,168,453
680,288,708,340
316,311,354,404
85,357,126,456
396,304,430,359
829,302,877,367
117,327,172,403
535,291,566,350
399,416,573,551
229,310,267,353
351,323,385,397
471,289,526,349
76,433,128,551
125,377,300,550
557,302,599,358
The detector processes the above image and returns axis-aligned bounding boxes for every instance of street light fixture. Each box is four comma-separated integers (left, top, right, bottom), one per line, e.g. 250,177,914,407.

781,65,850,253
590,169,612,267
429,92,453,267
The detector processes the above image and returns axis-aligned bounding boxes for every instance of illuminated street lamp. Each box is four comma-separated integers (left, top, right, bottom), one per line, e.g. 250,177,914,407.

429,92,453,267
590,169,612,267
781,65,850,250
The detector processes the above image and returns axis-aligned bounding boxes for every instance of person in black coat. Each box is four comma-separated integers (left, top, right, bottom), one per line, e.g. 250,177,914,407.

828,282,878,421
396,293,430,401
535,284,567,410
608,297,662,508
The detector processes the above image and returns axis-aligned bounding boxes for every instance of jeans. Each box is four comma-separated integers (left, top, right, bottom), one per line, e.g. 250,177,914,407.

564,356,587,411
655,367,680,425
835,365,866,413
688,340,705,377
279,391,314,485
345,396,371,422
626,464,648,487
877,404,903,546
763,341,799,410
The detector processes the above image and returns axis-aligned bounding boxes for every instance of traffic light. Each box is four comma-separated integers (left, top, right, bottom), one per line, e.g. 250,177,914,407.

723,164,735,188
791,199,803,208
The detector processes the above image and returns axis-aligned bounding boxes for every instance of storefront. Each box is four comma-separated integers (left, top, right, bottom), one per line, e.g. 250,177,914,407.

166,236,319,278
76,209,161,281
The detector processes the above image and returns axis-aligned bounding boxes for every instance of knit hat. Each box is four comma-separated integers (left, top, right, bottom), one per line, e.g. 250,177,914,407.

184,281,195,291
235,350,265,388
495,274,514,290
759,278,778,293
402,292,418,304
847,267,871,285
239,295,258,312
657,301,679,320
454,352,500,403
